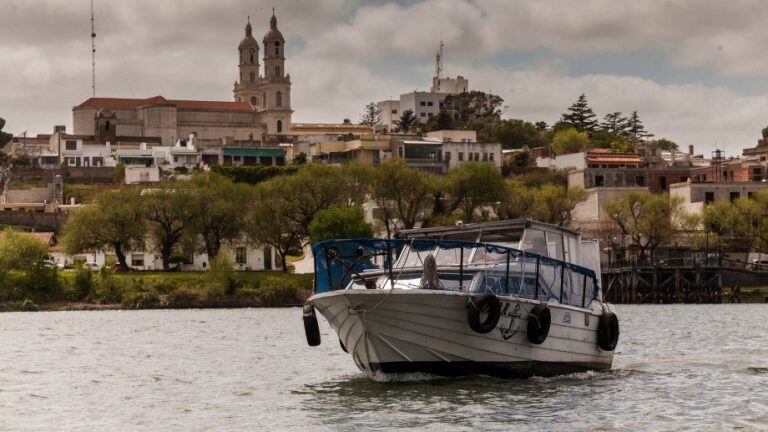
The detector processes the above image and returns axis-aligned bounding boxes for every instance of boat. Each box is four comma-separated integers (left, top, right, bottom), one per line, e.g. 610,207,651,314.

302,219,619,378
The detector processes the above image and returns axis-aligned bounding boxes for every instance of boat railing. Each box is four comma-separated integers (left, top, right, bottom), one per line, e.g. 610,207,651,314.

312,238,600,309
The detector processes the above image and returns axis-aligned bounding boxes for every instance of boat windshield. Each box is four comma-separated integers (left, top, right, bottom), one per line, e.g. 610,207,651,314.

312,238,600,309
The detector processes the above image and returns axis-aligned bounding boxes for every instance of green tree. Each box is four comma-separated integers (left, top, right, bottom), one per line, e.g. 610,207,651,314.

591,129,627,149
551,128,590,155
61,188,146,269
280,164,352,238
245,182,303,273
445,163,505,223
529,185,587,225
491,119,546,149
188,173,249,259
442,91,504,124
308,205,374,244
626,110,654,143
370,161,435,236
603,192,682,263
494,180,535,220
702,199,750,254
646,138,678,151
425,110,454,131
0,229,49,271
144,183,198,271
600,112,629,136
561,93,598,134
293,152,307,164
0,117,12,150
395,109,419,133
359,101,381,126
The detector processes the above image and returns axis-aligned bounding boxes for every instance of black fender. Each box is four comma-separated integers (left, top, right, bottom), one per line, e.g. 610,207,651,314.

597,311,620,351
467,294,502,334
303,303,321,347
527,304,551,344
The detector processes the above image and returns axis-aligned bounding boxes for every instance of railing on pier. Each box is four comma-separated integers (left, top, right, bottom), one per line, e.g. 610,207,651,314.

311,238,601,309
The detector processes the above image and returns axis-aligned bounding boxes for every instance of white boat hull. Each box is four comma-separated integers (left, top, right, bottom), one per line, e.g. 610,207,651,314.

309,289,614,378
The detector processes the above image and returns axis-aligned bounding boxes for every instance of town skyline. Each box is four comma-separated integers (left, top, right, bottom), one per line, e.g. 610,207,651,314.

3,0,768,156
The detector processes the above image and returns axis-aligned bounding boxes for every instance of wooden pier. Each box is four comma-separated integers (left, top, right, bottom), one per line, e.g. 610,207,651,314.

602,266,723,304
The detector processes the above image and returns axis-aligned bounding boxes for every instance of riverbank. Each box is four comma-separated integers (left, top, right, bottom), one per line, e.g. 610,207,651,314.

0,271,313,312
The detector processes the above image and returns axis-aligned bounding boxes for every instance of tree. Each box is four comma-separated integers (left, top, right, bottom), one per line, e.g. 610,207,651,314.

600,112,629,136
0,117,12,150
144,183,198,271
359,102,381,126
342,118,352,125
444,163,505,223
603,192,681,263
293,152,307,165
491,119,546,149
442,91,504,124
591,129,629,150
246,182,303,273
280,164,352,238
61,188,146,269
534,121,548,131
188,173,249,259
529,185,587,225
425,110,454,131
370,161,435,236
308,205,373,244
395,109,418,133
561,93,598,134
626,111,654,143
551,128,590,155
0,229,49,271
494,181,535,220
702,199,750,254
647,138,678,151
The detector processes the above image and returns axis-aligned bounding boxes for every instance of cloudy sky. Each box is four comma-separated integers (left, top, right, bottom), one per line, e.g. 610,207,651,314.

3,0,768,155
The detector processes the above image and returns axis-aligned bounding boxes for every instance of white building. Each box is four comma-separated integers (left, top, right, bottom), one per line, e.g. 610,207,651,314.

125,166,160,184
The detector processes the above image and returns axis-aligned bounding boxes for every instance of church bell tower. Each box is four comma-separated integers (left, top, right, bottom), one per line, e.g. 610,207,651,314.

233,17,261,108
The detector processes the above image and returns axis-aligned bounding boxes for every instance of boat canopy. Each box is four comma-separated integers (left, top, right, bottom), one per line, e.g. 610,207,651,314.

312,238,601,309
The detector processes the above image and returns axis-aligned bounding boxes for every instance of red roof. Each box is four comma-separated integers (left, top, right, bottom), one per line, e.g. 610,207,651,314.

0,231,56,245
76,96,253,112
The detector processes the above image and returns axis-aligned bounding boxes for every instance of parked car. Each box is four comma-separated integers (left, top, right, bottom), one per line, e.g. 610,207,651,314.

83,262,101,271
111,263,138,272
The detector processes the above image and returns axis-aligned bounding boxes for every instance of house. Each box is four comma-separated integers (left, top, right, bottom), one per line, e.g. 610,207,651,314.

669,181,768,215
567,150,647,189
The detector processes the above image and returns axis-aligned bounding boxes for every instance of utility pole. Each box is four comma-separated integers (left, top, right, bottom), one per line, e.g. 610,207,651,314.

90,0,97,98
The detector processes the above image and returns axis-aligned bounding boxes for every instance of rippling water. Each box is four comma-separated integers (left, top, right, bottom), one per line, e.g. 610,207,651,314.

0,305,767,431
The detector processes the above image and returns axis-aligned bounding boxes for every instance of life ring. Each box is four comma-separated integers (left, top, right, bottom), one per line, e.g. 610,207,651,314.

303,303,321,347
597,312,620,351
527,304,551,344
467,294,502,334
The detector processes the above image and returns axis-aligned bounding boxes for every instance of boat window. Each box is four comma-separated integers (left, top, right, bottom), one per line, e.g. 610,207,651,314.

520,229,548,256
545,231,565,261
480,229,523,249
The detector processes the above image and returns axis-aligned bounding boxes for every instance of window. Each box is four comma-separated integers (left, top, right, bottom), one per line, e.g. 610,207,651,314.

748,192,754,199
249,72,255,83
276,91,282,107
277,120,283,133
131,254,144,267
173,156,179,163
458,152,464,161
65,140,77,150
274,66,280,77
474,153,479,162
704,191,715,204
250,54,254,63
250,96,257,105
391,109,397,114
659,176,667,190
420,101,426,106
637,175,645,186
427,101,433,106
595,175,604,187
236,247,247,264
420,112,426,117
428,112,433,117
105,121,110,130
483,153,488,162
263,92,266,107
489,153,494,162
275,46,279,55
445,152,451,161
730,192,740,202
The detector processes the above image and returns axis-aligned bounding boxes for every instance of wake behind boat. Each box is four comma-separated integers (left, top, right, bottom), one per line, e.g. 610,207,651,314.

302,219,619,378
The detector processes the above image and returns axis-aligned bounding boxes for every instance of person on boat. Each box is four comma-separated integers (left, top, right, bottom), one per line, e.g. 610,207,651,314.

420,255,444,290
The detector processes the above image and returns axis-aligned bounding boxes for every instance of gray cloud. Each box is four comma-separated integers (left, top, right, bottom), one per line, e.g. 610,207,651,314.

1,0,767,156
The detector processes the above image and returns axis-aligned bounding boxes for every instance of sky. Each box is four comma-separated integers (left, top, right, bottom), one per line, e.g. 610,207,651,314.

3,0,768,156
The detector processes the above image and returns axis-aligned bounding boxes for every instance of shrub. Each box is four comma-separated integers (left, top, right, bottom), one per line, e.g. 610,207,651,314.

72,264,94,300
23,264,62,302
93,267,121,303
257,276,301,307
121,289,160,309
165,288,201,308
208,255,237,297
152,278,177,295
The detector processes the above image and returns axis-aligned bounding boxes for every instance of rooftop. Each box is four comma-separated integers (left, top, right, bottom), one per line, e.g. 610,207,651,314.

76,96,253,112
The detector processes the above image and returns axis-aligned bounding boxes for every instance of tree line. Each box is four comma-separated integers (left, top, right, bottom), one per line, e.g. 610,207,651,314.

60,162,587,272
359,92,678,157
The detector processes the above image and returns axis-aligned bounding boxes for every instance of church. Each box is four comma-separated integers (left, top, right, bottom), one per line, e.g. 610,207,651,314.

71,12,292,148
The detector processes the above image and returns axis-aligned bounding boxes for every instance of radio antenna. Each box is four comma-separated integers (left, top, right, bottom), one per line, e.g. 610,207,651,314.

90,0,97,97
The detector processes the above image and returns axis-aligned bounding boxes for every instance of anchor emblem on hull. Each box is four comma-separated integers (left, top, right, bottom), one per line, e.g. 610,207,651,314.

498,302,522,341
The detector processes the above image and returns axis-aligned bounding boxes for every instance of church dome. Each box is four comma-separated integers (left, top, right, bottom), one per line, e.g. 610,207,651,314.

263,14,284,42
239,20,258,49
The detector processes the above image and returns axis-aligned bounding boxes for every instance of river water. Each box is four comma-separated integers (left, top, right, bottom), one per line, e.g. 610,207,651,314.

0,305,766,431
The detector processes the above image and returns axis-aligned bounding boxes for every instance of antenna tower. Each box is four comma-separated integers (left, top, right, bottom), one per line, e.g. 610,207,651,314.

90,0,96,97
435,39,444,79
